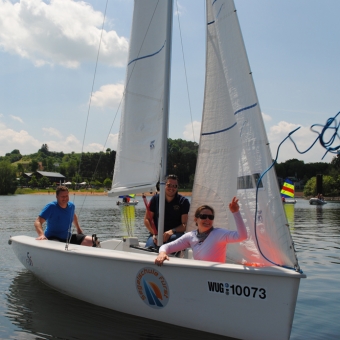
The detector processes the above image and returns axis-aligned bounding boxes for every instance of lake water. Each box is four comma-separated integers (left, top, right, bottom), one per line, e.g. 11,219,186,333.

0,195,339,339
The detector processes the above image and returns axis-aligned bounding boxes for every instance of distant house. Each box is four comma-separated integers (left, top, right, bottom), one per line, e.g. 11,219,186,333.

23,172,33,180
24,171,66,184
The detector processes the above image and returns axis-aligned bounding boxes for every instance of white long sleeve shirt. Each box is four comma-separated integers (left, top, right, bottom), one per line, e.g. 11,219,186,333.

159,211,247,263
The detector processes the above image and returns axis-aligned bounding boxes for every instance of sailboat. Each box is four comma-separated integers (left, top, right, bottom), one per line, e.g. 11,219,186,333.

281,179,297,204
10,1,305,339
116,194,139,206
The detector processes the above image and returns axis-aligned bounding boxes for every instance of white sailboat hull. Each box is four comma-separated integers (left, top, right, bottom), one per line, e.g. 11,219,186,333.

116,200,139,206
283,200,297,204
11,235,305,340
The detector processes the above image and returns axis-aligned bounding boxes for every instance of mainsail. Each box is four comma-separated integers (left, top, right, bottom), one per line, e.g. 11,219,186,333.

189,0,299,269
110,1,170,196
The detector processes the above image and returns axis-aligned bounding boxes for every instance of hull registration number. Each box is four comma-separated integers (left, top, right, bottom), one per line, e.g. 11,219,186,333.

207,281,267,300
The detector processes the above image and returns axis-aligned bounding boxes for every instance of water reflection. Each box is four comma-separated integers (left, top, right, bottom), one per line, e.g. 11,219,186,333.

120,205,136,236
2,195,340,340
6,271,231,340
284,204,295,229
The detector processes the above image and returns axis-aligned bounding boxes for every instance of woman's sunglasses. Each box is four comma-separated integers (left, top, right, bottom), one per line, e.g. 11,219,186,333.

198,214,214,220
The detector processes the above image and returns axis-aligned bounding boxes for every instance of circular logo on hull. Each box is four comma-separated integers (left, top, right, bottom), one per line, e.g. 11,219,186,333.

136,267,169,309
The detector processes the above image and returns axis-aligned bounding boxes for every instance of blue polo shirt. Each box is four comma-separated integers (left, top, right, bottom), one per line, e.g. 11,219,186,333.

39,201,75,239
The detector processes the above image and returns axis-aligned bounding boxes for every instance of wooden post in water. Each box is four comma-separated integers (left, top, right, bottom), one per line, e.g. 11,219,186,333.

316,174,323,195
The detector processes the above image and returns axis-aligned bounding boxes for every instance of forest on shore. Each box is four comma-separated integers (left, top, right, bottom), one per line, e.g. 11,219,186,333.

1,139,340,196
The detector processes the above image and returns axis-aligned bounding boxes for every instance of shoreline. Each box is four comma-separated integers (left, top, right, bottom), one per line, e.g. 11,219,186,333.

29,191,192,197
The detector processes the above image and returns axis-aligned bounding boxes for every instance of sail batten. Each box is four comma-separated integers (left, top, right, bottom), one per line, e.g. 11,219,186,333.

128,41,166,66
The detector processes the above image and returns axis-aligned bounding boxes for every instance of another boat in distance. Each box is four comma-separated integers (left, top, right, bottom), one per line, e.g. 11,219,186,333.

10,1,305,340
116,194,139,206
309,195,327,205
281,179,297,204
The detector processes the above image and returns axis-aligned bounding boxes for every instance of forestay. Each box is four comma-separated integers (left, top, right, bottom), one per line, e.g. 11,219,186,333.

188,0,299,270
110,1,169,196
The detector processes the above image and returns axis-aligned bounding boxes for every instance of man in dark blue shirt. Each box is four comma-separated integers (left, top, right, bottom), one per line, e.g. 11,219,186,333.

144,175,190,248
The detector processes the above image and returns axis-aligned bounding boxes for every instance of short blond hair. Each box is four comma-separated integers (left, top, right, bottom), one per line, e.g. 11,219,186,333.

56,185,69,195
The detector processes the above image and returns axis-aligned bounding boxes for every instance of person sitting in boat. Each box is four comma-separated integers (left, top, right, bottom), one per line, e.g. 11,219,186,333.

122,196,130,203
34,185,96,247
317,193,325,201
144,174,190,248
155,197,247,265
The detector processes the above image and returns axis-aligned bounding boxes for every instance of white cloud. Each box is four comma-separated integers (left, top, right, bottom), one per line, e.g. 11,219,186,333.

10,115,24,123
91,83,124,108
183,120,201,142
0,126,41,154
262,112,271,122
42,127,63,138
0,0,128,68
84,142,105,153
107,133,119,151
0,122,113,156
174,2,185,16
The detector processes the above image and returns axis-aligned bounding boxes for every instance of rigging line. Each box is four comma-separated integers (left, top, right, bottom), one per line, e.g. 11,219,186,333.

78,0,109,174
77,1,163,217
65,203,76,251
87,0,162,179
175,0,196,143
74,0,109,215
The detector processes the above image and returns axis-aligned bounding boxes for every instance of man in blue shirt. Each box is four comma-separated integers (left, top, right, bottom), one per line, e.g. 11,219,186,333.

34,186,93,246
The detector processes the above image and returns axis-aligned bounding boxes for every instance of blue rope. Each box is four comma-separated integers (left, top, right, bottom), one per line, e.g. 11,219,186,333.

253,111,340,273
311,111,340,159
287,111,340,160
253,129,303,273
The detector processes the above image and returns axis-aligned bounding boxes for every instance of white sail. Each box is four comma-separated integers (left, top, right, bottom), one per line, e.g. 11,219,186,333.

109,1,170,196
189,0,298,269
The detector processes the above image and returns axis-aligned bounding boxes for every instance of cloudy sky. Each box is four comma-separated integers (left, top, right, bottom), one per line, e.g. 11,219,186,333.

1,0,339,163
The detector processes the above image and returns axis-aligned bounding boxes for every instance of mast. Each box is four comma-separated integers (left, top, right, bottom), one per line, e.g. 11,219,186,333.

157,0,173,246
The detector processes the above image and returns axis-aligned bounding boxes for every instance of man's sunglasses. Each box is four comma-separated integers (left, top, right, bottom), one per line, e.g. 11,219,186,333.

166,183,178,188
198,214,214,220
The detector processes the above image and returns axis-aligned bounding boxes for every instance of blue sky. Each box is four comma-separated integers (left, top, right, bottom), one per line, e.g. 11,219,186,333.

1,0,339,163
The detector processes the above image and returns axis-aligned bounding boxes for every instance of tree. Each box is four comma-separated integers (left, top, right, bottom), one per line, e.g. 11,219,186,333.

103,178,112,188
28,175,39,188
40,144,49,155
17,163,25,176
323,175,337,196
331,154,340,171
0,161,17,195
39,176,51,188
5,149,22,163
303,177,316,197
29,160,39,172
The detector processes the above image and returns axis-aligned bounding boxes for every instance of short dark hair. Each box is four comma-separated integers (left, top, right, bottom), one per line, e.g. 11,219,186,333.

56,185,69,195
195,205,215,217
166,174,178,181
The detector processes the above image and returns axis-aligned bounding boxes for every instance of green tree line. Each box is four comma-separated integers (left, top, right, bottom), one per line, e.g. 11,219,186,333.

1,141,340,196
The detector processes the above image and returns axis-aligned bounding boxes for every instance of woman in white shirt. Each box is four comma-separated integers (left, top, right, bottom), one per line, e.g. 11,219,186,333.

155,197,247,265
